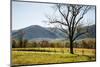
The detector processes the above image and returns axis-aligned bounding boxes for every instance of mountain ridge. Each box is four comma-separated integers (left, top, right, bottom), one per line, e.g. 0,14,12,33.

12,24,96,40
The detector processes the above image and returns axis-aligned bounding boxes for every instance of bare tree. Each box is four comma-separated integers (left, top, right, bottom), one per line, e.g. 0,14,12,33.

46,4,92,54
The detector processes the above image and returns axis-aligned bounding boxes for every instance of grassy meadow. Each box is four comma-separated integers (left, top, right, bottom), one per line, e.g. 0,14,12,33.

12,38,96,66
12,48,96,66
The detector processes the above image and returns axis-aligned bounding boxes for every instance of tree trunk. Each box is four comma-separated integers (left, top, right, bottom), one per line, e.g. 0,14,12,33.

69,39,74,54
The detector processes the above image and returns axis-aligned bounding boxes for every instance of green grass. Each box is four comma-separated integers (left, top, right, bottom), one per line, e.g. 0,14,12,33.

12,48,96,66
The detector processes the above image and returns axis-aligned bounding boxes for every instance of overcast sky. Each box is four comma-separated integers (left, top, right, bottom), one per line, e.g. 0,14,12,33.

12,1,95,30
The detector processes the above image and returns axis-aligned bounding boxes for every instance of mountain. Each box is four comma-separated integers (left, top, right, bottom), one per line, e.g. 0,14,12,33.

87,24,96,38
46,27,67,38
12,25,58,40
76,24,96,39
12,24,96,40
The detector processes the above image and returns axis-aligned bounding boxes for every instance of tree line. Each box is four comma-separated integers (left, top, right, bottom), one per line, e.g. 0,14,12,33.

12,39,95,49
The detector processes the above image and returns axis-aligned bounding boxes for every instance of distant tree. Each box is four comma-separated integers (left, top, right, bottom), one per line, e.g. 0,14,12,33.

46,4,92,54
74,41,78,48
18,30,25,48
40,40,49,47
12,39,16,48
32,41,37,47
50,43,55,48
23,39,28,48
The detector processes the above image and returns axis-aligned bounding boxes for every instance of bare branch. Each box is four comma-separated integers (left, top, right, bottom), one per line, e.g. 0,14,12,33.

60,25,69,35
72,32,87,41
50,20,68,26
75,16,83,26
57,4,66,19
66,5,70,23
75,6,91,27
57,4,70,26
82,6,91,15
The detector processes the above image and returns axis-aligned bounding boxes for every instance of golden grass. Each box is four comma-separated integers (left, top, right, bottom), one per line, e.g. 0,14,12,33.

12,48,95,56
12,48,96,66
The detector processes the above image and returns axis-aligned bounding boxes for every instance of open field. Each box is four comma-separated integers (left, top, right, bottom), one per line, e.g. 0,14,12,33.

12,48,96,66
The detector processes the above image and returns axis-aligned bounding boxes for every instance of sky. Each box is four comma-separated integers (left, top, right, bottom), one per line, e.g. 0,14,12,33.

12,1,96,30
